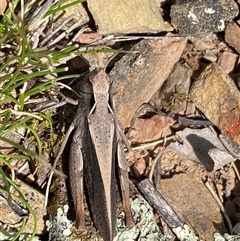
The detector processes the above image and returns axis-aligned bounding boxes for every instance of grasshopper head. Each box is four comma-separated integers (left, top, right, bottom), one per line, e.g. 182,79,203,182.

89,69,112,94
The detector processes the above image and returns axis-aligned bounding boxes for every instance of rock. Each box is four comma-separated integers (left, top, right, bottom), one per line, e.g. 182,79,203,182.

170,0,239,34
225,22,240,54
76,30,102,44
217,51,238,74
87,0,172,35
0,129,24,155
150,62,192,113
111,38,187,128
203,49,217,63
56,0,89,28
0,179,46,234
0,195,22,225
190,63,240,145
161,173,228,240
128,115,175,144
132,158,146,178
235,58,240,74
0,0,7,15
168,127,236,171
218,134,240,160
191,37,216,51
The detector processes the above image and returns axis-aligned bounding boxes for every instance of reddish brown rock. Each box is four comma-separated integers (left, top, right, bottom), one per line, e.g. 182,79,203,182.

203,49,217,62
77,30,102,44
225,22,240,54
161,173,227,240
190,63,240,145
191,37,216,51
132,158,146,178
111,38,187,128
128,115,174,144
150,62,192,113
217,51,238,74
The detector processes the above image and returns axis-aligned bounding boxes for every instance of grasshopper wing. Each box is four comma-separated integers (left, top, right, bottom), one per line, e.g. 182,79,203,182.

87,108,117,241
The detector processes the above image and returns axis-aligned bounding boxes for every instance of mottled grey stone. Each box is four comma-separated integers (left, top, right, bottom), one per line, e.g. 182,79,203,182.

170,0,239,35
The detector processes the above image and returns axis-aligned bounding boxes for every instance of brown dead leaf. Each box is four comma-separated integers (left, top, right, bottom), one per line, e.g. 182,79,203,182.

181,49,200,71
128,115,175,144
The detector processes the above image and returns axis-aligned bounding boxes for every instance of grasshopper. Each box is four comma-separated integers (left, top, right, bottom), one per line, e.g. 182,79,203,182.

68,63,134,240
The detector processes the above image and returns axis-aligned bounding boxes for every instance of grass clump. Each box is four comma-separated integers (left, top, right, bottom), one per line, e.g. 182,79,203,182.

0,0,87,240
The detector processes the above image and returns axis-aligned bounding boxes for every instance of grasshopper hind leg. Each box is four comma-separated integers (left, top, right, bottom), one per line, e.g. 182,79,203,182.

69,127,86,231
117,141,135,228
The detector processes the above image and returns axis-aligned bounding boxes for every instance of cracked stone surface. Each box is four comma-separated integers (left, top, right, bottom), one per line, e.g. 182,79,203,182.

170,0,239,34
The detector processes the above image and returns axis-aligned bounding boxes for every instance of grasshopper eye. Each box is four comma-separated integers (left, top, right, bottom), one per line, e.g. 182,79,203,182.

107,75,112,84
89,74,96,83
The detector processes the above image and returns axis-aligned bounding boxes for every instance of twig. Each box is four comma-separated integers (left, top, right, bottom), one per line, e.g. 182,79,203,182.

40,14,76,47
137,178,184,228
44,122,75,208
67,25,88,46
204,180,232,234
57,82,82,99
35,100,68,112
47,20,83,49
0,109,43,120
178,116,214,126
27,0,53,31
130,135,175,151
149,150,163,184
16,161,29,175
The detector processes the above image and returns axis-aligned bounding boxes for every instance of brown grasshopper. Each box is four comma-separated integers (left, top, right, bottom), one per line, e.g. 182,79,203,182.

68,64,134,240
